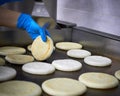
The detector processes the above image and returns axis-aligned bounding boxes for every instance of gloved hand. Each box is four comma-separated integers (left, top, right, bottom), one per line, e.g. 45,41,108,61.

17,13,50,42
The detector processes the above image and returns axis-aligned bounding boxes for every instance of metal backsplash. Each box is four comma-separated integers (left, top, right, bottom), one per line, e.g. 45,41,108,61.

57,0,120,37
32,0,57,20
72,27,120,61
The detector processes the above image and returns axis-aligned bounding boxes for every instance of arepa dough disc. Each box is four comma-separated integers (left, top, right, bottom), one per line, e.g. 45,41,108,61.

67,49,91,58
0,80,42,96
27,44,32,51
31,36,54,61
84,55,112,67
0,57,5,65
0,46,26,56
0,66,16,82
115,70,120,80
22,62,55,75
52,59,82,71
79,72,119,89
42,78,87,96
55,42,82,50
5,54,34,64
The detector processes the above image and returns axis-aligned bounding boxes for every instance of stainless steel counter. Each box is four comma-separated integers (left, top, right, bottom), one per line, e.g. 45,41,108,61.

5,46,120,96
57,0,120,37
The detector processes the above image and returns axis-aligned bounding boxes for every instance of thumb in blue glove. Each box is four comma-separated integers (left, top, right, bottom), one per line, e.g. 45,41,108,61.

17,13,50,42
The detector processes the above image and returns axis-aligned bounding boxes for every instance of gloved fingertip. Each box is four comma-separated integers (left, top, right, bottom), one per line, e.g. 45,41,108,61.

45,30,51,37
41,36,47,42
43,22,50,29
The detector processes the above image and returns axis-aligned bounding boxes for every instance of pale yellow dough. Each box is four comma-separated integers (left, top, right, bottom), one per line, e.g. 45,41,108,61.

79,72,119,89
0,46,26,56
0,80,42,96
115,70,120,80
55,42,82,50
31,36,54,61
67,49,91,58
27,44,32,51
42,78,87,96
5,54,34,64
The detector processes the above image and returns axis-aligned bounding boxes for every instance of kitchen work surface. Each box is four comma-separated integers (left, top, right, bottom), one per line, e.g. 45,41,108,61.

2,47,120,96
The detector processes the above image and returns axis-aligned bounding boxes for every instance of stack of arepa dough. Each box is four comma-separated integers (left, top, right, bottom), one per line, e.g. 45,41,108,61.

0,35,119,96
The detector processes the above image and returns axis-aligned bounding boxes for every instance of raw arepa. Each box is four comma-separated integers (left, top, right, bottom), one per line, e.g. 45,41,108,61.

27,44,32,51
115,70,120,80
31,36,54,61
42,78,87,96
52,59,82,71
67,49,91,58
84,55,112,67
79,72,119,89
0,80,42,96
55,42,82,50
5,54,34,64
0,46,26,56
0,66,16,82
22,62,55,75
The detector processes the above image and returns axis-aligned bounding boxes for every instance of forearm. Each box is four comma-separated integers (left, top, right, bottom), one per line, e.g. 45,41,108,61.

0,6,20,28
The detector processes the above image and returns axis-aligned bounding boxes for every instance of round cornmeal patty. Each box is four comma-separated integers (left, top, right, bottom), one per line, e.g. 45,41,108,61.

55,42,82,50
31,36,54,61
5,54,34,64
0,46,26,56
115,70,120,80
27,44,32,51
79,72,119,89
52,59,82,71
22,62,55,75
84,55,112,67
0,80,42,96
42,78,87,96
0,66,16,82
67,49,91,58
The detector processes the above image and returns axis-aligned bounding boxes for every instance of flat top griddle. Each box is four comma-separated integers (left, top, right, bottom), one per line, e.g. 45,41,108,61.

4,48,120,96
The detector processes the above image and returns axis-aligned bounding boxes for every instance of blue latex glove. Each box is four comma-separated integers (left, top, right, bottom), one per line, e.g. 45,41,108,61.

17,13,50,42
0,0,22,5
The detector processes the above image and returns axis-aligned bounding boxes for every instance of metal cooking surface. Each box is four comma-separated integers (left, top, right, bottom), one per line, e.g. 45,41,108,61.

4,48,120,96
